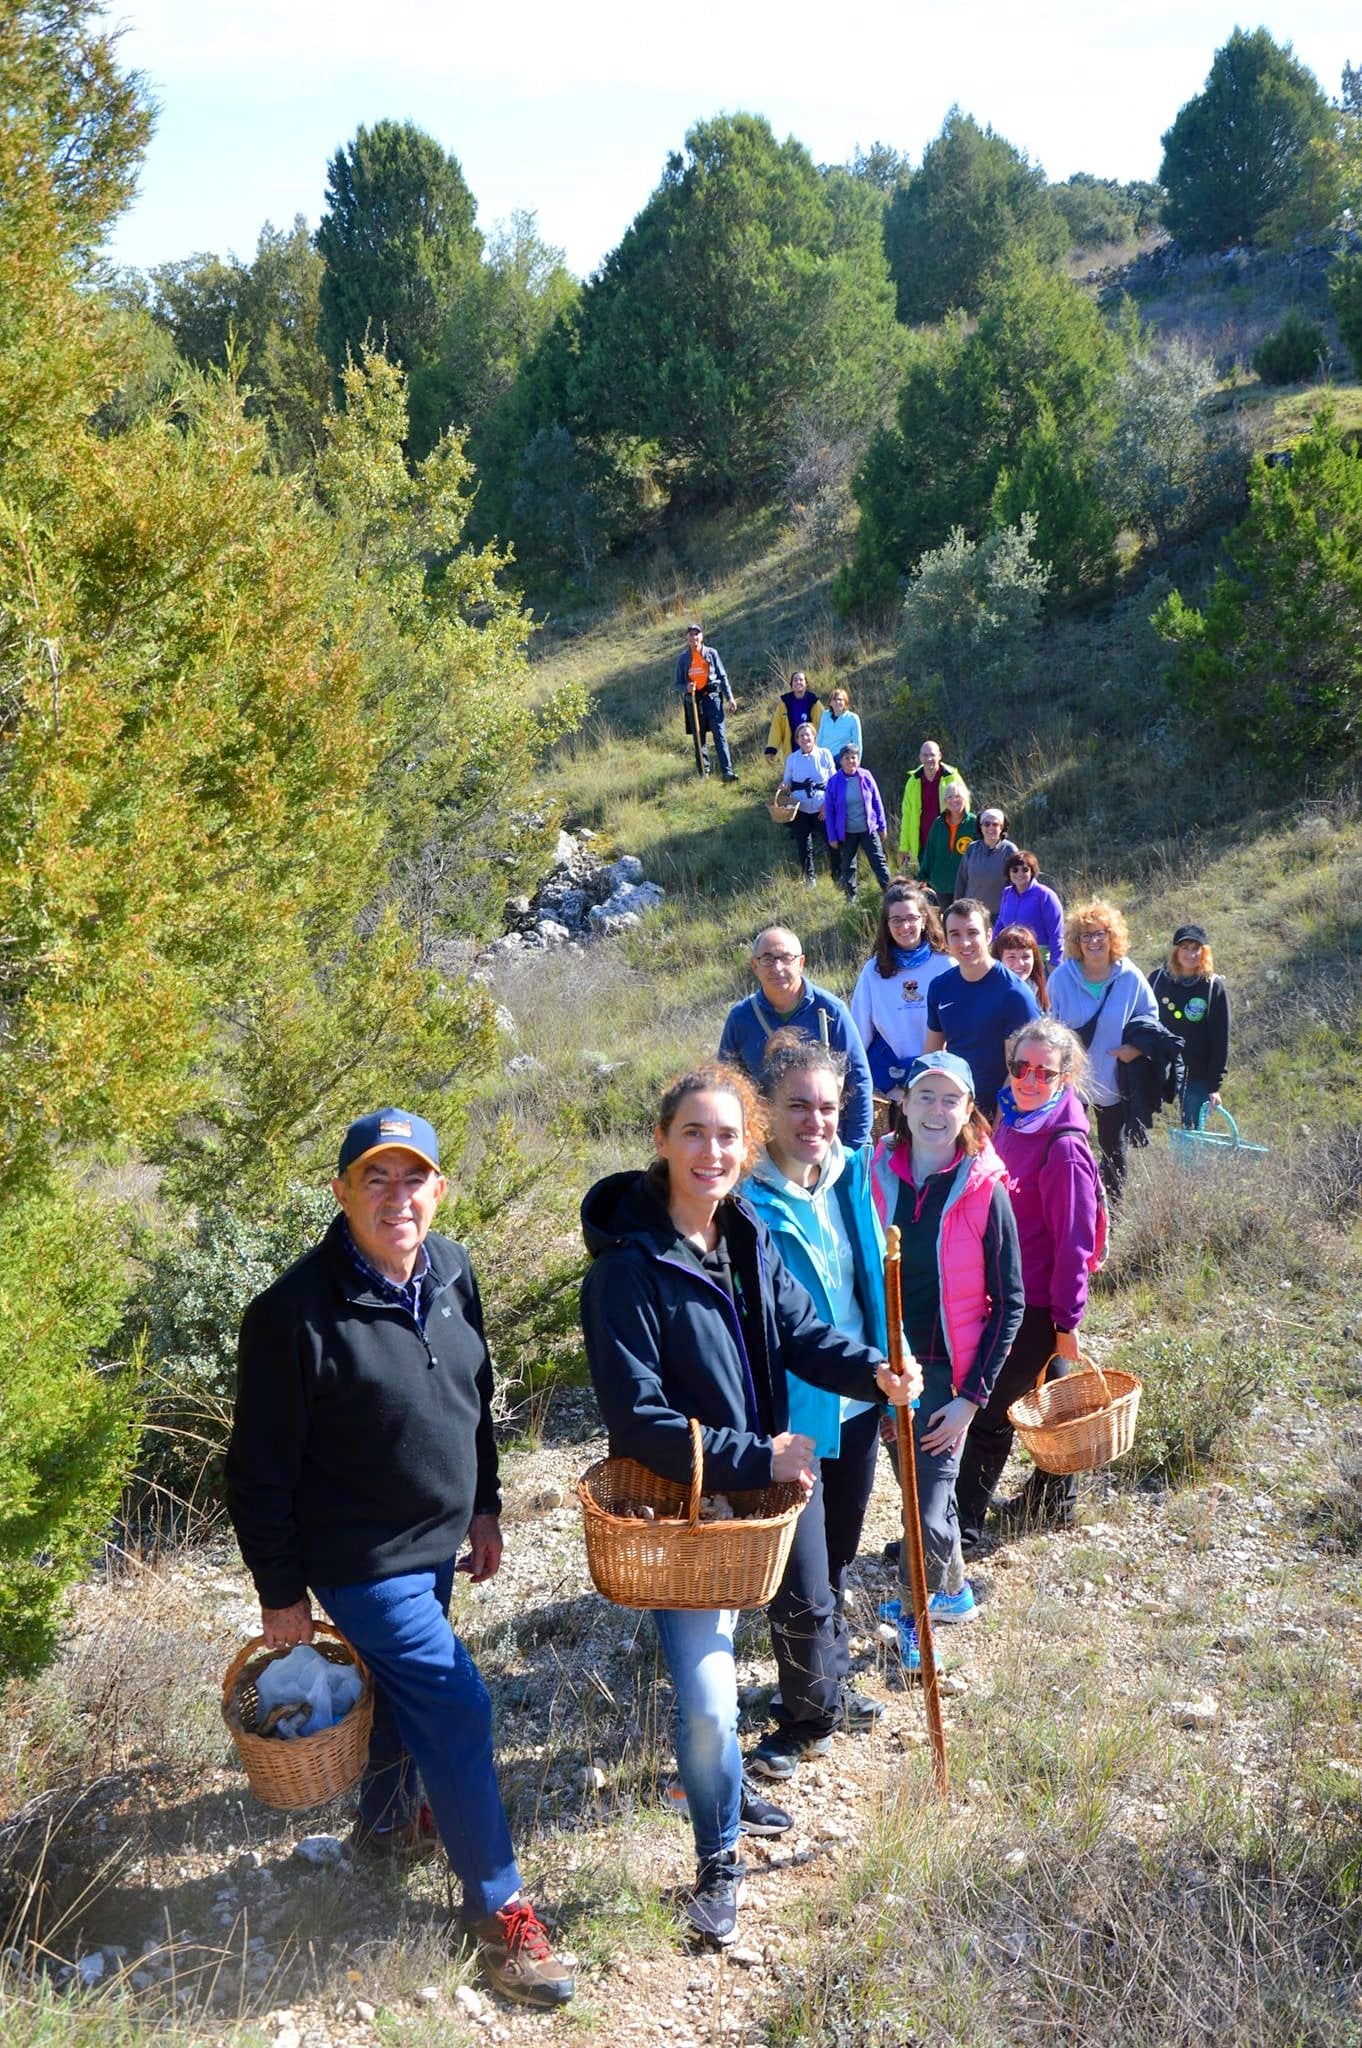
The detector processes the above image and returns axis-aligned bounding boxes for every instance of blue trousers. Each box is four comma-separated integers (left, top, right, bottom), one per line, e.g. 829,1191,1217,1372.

897,1361,966,1599
652,1607,742,1863
316,1561,520,1920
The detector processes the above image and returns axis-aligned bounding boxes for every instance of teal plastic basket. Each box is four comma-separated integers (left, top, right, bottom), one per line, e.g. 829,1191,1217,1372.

1168,1103,1267,1160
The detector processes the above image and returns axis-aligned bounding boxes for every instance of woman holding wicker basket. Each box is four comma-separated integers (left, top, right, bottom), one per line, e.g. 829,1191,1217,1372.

954,1016,1104,1549
579,1065,917,1947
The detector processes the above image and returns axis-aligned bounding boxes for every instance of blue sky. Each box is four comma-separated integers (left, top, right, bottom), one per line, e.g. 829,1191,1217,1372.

106,1,1358,279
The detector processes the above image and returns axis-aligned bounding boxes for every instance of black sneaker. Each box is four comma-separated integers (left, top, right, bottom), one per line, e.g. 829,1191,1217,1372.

840,1687,885,1733
747,1724,833,1781
995,1469,1076,1535
685,1852,746,1944
739,1774,793,1836
882,1537,902,1566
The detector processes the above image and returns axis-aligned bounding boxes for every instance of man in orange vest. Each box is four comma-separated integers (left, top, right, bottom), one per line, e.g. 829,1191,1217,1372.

673,622,738,781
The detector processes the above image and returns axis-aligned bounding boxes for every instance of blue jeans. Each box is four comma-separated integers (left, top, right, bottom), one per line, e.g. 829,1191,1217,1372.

315,1561,520,1920
651,1607,742,1862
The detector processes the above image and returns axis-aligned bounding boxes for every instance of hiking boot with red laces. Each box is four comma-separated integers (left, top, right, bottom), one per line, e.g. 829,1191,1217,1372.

350,1799,439,1862
465,1898,574,2008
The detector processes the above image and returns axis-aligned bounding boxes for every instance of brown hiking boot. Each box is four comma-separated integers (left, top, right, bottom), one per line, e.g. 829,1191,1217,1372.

466,1898,574,2008
349,1799,440,1862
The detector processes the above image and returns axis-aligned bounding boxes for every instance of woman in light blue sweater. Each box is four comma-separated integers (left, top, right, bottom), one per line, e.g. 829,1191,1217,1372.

741,1031,917,1778
1048,897,1156,1200
815,687,862,767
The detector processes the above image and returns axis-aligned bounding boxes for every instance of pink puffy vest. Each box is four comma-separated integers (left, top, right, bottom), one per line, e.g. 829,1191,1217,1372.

870,1136,1007,1394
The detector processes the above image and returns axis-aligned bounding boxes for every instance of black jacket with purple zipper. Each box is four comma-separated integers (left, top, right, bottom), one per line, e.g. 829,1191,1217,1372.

579,1170,885,1492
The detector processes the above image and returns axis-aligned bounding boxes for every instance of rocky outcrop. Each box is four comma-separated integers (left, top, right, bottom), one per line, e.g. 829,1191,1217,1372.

482,831,664,959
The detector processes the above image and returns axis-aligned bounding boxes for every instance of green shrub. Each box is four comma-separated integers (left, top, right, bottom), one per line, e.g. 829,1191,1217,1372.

1251,311,1327,386
1328,253,1362,379
1154,409,1362,766
899,516,1049,693
129,1183,336,1508
0,1185,139,1680
1118,1331,1279,1483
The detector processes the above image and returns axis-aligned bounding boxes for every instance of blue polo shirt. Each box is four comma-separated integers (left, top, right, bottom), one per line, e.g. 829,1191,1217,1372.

925,963,1039,1114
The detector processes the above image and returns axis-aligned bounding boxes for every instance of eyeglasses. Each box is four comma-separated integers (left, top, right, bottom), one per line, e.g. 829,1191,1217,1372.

1009,1059,1062,1083
1079,931,1110,947
755,950,800,968
887,911,922,926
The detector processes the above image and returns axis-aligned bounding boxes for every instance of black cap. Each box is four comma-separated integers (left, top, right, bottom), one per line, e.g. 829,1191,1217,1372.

1172,924,1208,947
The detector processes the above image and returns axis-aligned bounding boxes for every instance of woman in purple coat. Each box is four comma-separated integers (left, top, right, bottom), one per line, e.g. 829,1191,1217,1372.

954,1016,1101,1549
992,850,1064,969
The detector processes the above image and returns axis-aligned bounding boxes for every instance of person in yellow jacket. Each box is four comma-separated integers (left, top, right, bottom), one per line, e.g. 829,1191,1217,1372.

765,671,824,762
898,739,959,869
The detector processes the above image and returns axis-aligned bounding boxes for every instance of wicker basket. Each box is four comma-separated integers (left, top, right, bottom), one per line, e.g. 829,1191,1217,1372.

578,1418,807,1610
221,1623,374,1811
1007,1352,1142,1477
768,785,799,825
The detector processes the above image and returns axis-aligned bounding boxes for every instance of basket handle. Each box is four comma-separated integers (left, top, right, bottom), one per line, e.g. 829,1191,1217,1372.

1034,1349,1110,1403
686,1417,705,1531
220,1619,365,1713
1198,1102,1240,1143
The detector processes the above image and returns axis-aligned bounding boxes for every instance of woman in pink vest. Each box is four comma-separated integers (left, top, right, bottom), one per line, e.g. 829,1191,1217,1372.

870,1052,1024,1671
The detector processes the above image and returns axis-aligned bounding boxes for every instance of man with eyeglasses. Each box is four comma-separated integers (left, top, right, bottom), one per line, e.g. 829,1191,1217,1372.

673,622,739,782
922,898,1040,1116
718,926,874,1145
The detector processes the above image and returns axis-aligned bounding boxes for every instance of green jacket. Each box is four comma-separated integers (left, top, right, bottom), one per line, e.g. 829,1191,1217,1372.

918,809,979,902
898,761,959,858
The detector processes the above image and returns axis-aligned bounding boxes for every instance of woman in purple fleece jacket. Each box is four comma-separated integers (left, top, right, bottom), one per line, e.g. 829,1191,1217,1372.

954,1016,1101,1548
824,744,891,901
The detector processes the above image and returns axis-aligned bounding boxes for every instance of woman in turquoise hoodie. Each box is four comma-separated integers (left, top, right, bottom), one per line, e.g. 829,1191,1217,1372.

741,1030,907,1779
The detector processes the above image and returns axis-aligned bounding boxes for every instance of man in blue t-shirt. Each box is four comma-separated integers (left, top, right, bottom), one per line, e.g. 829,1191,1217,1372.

924,898,1039,1115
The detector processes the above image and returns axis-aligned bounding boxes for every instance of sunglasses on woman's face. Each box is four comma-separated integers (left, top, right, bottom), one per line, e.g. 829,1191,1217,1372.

1009,1059,1061,1083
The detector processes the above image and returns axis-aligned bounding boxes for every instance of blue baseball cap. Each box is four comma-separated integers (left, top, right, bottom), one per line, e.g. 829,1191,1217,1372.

905,1051,976,1096
337,1109,440,1177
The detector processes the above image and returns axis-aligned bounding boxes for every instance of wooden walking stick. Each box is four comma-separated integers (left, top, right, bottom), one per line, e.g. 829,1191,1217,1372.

884,1224,949,1794
685,688,706,777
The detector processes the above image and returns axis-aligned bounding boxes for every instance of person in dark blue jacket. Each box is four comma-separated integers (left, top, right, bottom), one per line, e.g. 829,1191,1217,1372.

718,925,874,1147
579,1065,916,1946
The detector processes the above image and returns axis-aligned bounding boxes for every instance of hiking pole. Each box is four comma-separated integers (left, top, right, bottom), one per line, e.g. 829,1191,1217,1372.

686,689,705,777
884,1224,949,1795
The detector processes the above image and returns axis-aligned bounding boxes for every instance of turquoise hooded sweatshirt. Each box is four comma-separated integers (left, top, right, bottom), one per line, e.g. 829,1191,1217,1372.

742,1140,888,1458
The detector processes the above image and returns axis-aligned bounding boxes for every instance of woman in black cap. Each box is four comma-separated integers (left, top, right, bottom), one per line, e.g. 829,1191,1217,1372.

1150,926,1230,1128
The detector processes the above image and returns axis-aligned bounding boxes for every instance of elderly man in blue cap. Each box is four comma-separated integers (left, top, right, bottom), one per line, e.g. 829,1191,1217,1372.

225,1110,573,2010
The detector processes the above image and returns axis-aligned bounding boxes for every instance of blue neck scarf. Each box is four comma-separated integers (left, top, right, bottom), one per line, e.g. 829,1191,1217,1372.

995,1081,1066,1132
892,941,932,971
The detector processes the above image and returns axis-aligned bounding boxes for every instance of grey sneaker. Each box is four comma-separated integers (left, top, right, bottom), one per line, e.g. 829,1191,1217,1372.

685,1853,746,1944
747,1724,833,1780
738,1774,793,1836
840,1686,886,1732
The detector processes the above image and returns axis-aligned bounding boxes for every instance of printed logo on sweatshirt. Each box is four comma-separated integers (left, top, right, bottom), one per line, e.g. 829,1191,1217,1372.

901,978,924,1005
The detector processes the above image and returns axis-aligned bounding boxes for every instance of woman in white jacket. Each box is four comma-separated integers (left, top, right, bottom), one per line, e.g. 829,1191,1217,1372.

850,884,954,1099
